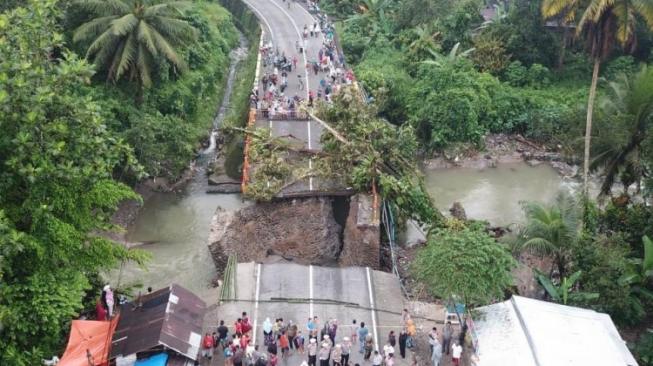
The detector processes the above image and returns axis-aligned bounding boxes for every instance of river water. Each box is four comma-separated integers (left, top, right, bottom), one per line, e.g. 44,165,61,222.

424,162,568,227
106,36,250,296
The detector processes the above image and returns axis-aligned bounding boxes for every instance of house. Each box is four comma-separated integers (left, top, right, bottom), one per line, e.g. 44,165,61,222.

110,284,207,366
472,295,637,366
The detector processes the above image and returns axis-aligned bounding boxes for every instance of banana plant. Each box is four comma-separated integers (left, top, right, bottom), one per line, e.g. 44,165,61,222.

618,235,653,313
535,270,599,305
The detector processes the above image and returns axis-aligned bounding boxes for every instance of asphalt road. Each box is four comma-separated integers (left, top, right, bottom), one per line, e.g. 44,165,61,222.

209,262,410,366
245,0,337,195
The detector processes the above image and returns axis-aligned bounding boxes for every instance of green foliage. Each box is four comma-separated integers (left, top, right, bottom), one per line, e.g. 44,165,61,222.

503,60,528,86
316,88,443,226
510,192,580,277
571,234,646,324
81,2,239,179
590,66,653,197
72,0,198,89
471,34,510,75
355,46,412,123
535,270,599,305
413,226,516,306
484,0,558,68
0,1,147,363
604,56,639,80
436,0,483,51
600,203,653,255
635,329,653,366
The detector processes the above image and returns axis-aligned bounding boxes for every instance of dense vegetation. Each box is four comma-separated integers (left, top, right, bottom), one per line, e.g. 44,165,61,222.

322,0,653,359
0,0,241,363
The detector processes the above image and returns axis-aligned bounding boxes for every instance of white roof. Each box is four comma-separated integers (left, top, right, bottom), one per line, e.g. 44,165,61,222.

473,296,637,366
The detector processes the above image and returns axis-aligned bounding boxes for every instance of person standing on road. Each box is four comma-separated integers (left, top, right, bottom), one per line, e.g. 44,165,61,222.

332,344,343,366
357,322,368,353
371,350,383,366
307,338,318,366
341,337,351,366
297,74,304,90
263,318,273,346
388,330,396,347
451,342,463,366
431,340,443,366
363,334,374,360
328,319,338,343
279,331,290,358
442,322,453,355
318,342,330,366
218,320,230,349
202,332,215,361
398,330,407,359
295,330,305,354
287,321,298,351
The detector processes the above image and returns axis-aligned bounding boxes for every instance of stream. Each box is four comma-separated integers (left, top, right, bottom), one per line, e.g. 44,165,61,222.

106,34,250,297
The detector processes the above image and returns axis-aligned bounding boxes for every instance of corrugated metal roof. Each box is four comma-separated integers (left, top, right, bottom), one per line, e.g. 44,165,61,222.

110,284,206,362
474,296,637,366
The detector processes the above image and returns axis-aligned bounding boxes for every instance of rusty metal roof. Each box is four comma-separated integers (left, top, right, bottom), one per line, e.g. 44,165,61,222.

110,284,206,361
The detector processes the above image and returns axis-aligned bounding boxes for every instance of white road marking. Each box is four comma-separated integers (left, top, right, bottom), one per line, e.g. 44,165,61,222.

242,0,276,42
366,267,379,350
267,0,310,100
309,264,314,317
252,263,262,344
308,158,314,191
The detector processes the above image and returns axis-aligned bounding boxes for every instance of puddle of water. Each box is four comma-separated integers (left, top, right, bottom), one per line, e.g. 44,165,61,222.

423,162,566,227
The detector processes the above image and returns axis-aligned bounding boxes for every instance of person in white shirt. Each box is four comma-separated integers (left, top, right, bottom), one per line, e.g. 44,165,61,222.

451,342,463,366
372,350,383,366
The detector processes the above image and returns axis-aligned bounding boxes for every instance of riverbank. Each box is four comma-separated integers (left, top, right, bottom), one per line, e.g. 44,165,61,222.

423,133,578,178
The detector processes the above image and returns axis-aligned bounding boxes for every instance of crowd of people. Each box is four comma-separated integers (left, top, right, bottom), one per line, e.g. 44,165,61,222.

249,1,357,120
201,312,407,366
198,307,473,366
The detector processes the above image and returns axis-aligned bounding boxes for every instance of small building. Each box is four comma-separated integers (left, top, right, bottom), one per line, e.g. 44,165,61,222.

472,295,637,366
110,284,207,366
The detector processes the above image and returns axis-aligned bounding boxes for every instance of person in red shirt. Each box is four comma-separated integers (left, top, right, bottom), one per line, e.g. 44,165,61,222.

95,298,107,321
279,331,290,358
202,332,215,360
241,312,252,334
234,318,243,335
240,333,250,350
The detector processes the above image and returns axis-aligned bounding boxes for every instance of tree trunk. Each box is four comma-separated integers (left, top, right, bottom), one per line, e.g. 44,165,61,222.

557,26,569,70
583,59,601,197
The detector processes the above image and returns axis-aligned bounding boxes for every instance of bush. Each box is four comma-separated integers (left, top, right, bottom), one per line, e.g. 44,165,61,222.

413,226,516,305
526,63,551,87
604,55,638,80
503,60,528,86
355,47,413,123
635,330,653,366
472,34,510,75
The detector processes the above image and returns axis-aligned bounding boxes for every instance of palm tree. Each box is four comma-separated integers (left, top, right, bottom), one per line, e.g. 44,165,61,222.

72,0,197,93
348,0,393,35
511,192,580,277
541,0,653,197
541,0,581,68
591,66,653,197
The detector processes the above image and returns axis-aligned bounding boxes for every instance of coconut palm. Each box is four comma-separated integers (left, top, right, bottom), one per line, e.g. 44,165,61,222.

72,0,197,91
511,192,580,277
591,66,653,197
541,0,653,197
541,0,581,68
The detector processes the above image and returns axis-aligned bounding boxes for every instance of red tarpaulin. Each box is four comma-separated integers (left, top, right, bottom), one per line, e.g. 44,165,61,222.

59,317,119,366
